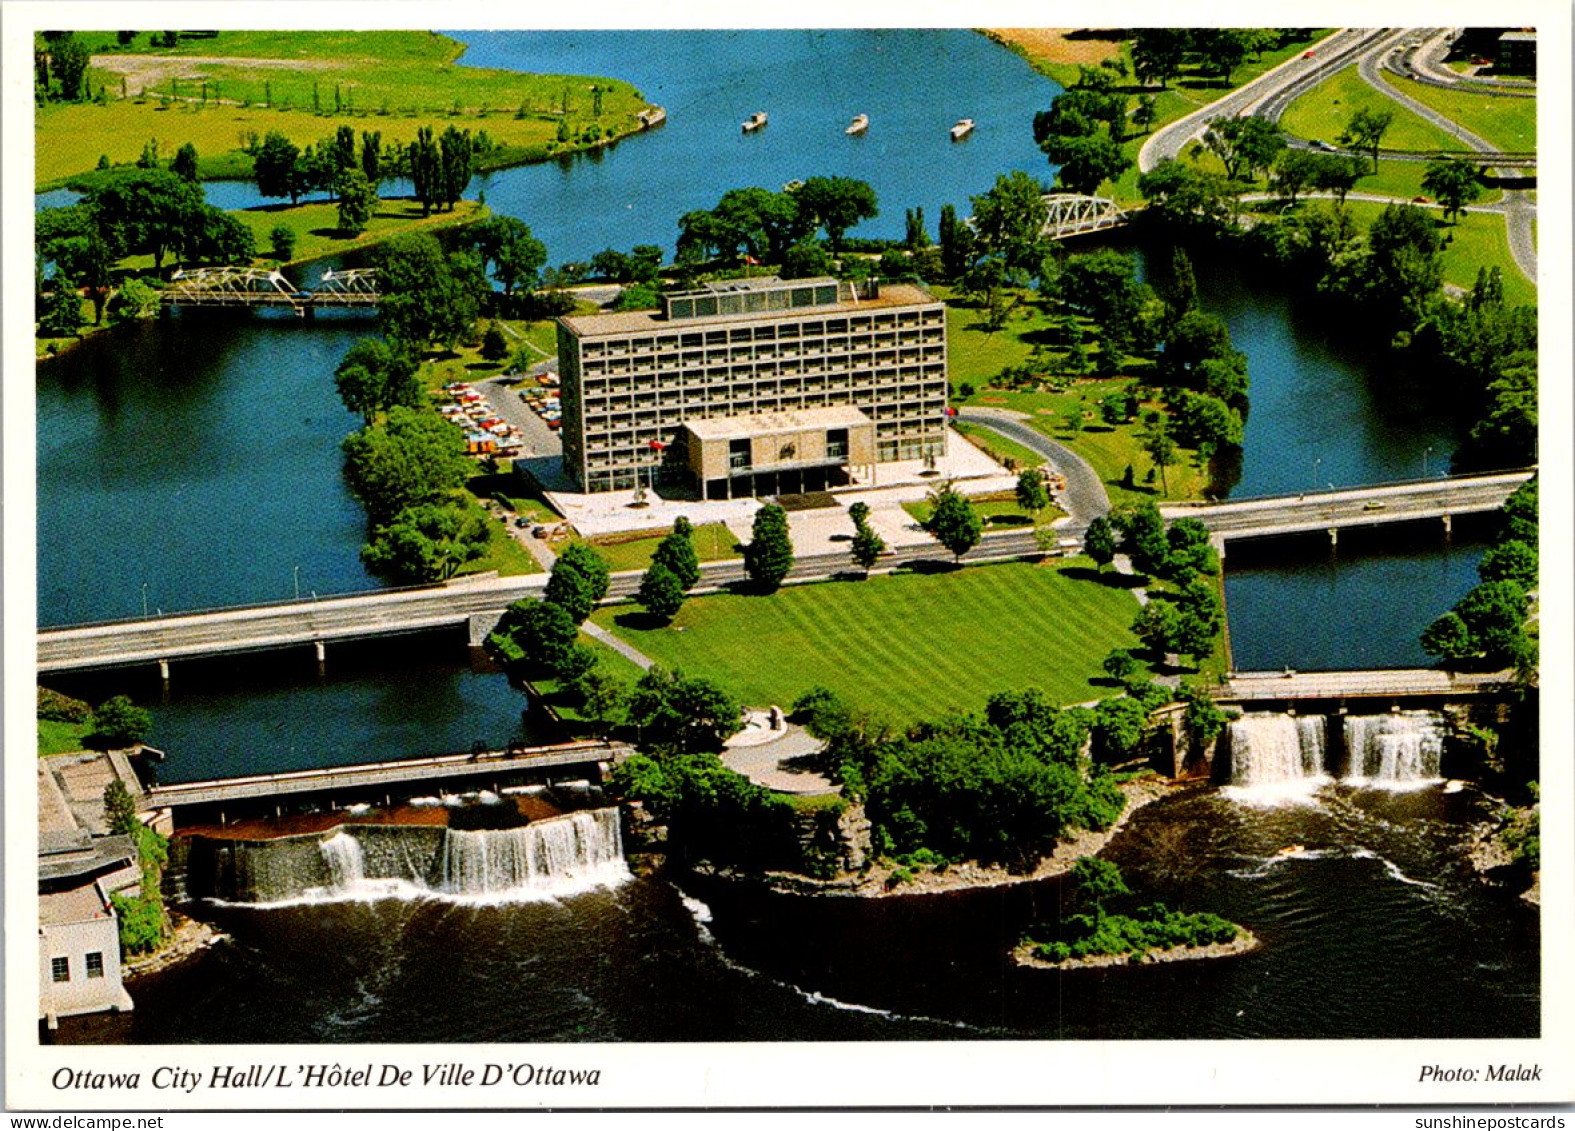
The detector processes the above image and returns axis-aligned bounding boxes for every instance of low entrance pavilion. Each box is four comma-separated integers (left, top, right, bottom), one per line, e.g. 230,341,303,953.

684,406,875,500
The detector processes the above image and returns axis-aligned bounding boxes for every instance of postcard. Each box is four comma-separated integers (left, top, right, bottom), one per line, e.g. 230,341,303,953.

6,0,1571,1111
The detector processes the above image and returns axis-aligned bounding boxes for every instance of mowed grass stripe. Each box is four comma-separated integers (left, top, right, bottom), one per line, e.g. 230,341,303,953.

596,561,1141,723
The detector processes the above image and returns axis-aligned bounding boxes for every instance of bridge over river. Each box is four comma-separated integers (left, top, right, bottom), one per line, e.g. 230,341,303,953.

37,469,1531,675
1218,667,1514,703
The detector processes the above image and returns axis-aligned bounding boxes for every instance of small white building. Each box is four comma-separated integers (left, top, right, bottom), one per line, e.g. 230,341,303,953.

39,882,134,1026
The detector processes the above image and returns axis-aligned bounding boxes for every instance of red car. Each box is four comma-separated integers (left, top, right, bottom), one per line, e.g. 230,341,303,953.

1303,50,1315,58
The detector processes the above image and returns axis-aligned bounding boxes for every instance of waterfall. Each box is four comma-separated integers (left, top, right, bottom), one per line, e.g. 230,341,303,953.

319,830,367,892
440,809,628,900
192,809,628,905
1227,714,1330,790
1343,712,1445,787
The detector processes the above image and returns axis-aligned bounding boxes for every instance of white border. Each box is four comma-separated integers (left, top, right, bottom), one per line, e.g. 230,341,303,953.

5,0,1572,1110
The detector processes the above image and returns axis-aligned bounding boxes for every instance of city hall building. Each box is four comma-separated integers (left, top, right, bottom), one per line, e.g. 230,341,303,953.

555,276,948,497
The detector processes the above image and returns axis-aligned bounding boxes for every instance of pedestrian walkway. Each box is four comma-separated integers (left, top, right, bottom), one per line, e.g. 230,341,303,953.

721,716,836,795
581,620,655,671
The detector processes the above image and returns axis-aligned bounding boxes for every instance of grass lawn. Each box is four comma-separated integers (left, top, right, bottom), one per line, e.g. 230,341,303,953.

38,720,91,757
1279,67,1469,153
233,198,487,266
593,559,1145,723
39,30,649,189
582,522,742,574
1379,72,1536,153
527,632,646,725
455,510,545,577
1340,200,1535,307
952,421,1045,470
902,491,1061,529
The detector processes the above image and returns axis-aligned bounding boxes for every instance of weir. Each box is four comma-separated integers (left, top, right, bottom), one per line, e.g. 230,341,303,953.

185,808,628,904
1224,710,1448,791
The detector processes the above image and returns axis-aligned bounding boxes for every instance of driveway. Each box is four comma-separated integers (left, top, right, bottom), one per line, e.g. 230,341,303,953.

956,409,1111,523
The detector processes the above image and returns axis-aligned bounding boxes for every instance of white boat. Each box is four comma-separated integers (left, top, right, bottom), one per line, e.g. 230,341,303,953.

742,111,768,133
845,113,869,135
950,117,975,140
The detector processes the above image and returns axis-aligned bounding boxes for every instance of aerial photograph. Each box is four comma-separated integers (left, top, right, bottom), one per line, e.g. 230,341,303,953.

22,20,1551,1083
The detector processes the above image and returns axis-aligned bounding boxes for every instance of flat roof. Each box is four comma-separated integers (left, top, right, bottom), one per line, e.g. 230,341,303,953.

560,282,941,338
40,884,111,926
684,405,872,441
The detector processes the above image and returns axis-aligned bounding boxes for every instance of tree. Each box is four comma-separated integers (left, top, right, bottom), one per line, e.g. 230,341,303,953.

333,338,421,423
626,667,742,752
795,176,878,253
780,239,834,280
1478,540,1537,589
1132,601,1184,658
1421,156,1485,223
360,502,489,583
652,516,702,590
253,131,304,202
340,405,473,525
1455,580,1528,663
1133,95,1158,134
1203,116,1285,182
40,273,83,338
104,779,141,838
1092,695,1150,762
335,167,379,234
51,34,92,101
480,324,509,362
545,542,611,624
438,125,475,211
1163,247,1198,326
171,142,200,183
923,482,983,561
376,232,489,349
516,600,580,669
970,171,1049,273
1113,500,1169,576
937,203,974,281
1015,468,1049,514
1084,514,1117,568
269,225,297,261
1138,414,1178,496
1131,29,1186,88
1137,159,1232,231
471,215,547,298
1272,148,1320,206
1044,131,1131,196
744,504,795,591
407,126,442,216
1070,857,1130,927
1101,648,1138,681
850,522,887,573
1338,107,1394,174
904,207,930,250
89,695,151,749
1307,153,1365,204
1420,611,1476,664
84,170,203,271
638,561,686,621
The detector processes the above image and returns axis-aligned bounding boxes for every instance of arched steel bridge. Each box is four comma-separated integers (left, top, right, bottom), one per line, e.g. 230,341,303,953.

161,267,381,315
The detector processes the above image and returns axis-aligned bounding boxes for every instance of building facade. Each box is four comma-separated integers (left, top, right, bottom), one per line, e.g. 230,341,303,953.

556,277,948,496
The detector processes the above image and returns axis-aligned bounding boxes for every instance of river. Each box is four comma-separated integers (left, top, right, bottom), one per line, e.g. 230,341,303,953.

33,30,1534,1046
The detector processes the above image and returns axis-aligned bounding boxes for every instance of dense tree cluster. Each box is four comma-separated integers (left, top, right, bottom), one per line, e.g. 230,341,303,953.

675,176,878,268
826,688,1126,871
374,231,490,350
1421,478,1537,675
1033,67,1132,197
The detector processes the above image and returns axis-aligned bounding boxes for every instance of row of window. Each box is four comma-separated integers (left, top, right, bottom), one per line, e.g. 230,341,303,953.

584,330,943,363
581,420,943,467
50,953,105,982
582,350,946,381
582,402,948,450
576,309,943,356
582,385,946,426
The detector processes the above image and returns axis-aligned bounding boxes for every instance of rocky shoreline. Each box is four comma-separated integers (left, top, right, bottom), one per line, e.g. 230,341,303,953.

1011,931,1260,971
123,912,226,981
704,775,1179,899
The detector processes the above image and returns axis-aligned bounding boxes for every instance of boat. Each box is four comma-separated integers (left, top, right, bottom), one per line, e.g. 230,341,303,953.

845,113,869,135
950,117,975,140
1276,845,1307,857
742,111,768,133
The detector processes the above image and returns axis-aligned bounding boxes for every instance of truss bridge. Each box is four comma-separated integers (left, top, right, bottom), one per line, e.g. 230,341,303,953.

1039,194,1130,240
161,267,381,316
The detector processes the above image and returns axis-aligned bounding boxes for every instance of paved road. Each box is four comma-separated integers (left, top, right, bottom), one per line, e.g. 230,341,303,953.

955,409,1111,522
1355,30,1537,284
1221,668,1512,700
1139,29,1383,173
1390,28,1536,97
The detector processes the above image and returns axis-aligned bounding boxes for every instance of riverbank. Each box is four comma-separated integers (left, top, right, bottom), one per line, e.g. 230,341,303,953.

1011,929,1260,970
122,911,226,981
701,774,1176,899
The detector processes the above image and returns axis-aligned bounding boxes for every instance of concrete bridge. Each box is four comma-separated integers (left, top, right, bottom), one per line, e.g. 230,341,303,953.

1160,469,1531,549
148,739,629,819
163,267,379,316
37,469,1531,675
1217,667,1514,703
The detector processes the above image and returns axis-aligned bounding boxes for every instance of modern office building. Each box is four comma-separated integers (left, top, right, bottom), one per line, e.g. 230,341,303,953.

555,276,948,497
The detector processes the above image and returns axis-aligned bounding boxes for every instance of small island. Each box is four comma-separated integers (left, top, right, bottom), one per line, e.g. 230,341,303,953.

1014,858,1256,969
